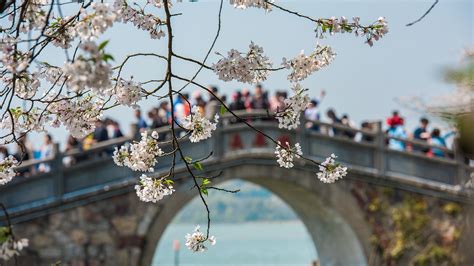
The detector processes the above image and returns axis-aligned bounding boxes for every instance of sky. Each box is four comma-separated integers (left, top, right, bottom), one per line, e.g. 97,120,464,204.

16,0,474,148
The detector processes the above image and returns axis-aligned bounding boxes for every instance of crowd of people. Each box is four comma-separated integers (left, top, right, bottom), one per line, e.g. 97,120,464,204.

0,84,457,175
385,111,455,157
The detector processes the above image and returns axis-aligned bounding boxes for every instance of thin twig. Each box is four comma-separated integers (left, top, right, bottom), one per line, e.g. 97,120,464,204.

406,0,439,26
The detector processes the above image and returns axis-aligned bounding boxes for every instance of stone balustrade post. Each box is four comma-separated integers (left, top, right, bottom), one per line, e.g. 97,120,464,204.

130,123,140,140
373,121,386,176
453,138,466,186
51,143,65,199
212,116,224,159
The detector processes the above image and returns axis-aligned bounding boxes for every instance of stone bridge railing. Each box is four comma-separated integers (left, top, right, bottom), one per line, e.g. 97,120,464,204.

1,110,472,224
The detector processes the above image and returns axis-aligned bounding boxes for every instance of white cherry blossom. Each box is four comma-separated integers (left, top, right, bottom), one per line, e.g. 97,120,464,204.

38,65,66,85
366,17,389,46
276,83,310,130
146,0,181,8
1,71,40,99
282,44,336,82
74,3,117,41
45,17,75,49
0,36,29,74
112,78,142,107
47,96,104,138
0,107,50,134
62,41,112,95
135,174,174,203
275,142,302,169
0,156,18,185
113,131,164,172
114,1,166,39
213,42,272,84
230,0,273,11
185,225,216,252
317,154,347,183
0,237,28,260
182,106,219,143
314,16,389,46
19,1,47,33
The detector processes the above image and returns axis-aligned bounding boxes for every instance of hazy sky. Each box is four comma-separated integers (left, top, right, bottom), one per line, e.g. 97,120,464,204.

23,0,474,147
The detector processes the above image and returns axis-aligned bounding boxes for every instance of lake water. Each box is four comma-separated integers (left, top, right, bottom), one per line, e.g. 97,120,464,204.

152,221,318,266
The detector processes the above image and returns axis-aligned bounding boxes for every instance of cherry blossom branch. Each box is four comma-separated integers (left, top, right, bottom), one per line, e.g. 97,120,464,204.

0,0,387,255
406,0,439,26
172,53,213,70
163,0,213,242
171,74,326,168
176,0,223,93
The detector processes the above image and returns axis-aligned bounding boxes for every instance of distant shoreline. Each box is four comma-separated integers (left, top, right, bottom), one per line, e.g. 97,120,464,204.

172,219,302,225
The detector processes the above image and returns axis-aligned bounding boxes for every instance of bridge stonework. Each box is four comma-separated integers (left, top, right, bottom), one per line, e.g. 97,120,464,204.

1,118,473,265
8,172,474,266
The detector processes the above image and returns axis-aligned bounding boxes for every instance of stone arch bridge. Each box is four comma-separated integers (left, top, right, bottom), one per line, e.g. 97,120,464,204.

1,114,473,265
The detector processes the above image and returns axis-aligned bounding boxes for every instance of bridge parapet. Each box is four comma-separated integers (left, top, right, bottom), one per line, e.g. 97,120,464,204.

1,110,472,223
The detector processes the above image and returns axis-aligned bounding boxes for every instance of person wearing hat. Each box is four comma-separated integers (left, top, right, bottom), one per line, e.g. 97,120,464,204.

386,111,407,151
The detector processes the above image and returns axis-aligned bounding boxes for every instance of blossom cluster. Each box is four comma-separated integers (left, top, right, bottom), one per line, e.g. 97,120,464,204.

147,0,181,9
114,1,166,39
74,3,117,41
213,42,272,84
229,0,273,11
45,17,75,49
317,154,347,183
276,83,310,130
185,225,216,252
48,96,104,138
315,16,389,46
135,174,174,203
62,42,113,95
18,0,47,33
5,71,41,99
182,106,219,143
38,65,66,85
0,107,49,134
282,44,336,82
113,131,164,172
0,0,392,256
0,156,18,185
0,36,29,74
112,78,143,107
275,142,303,169
0,235,28,261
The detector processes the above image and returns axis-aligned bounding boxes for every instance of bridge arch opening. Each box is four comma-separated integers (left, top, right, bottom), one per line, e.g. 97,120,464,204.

140,163,370,266
152,179,318,265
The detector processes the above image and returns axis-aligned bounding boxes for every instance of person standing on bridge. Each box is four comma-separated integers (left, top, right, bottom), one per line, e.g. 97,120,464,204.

326,108,343,136
93,120,109,143
38,134,55,173
205,86,221,120
250,84,269,110
304,90,325,132
341,114,356,139
14,135,34,176
386,111,407,151
411,117,431,153
229,91,246,111
429,128,456,157
134,109,148,132
270,90,287,113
